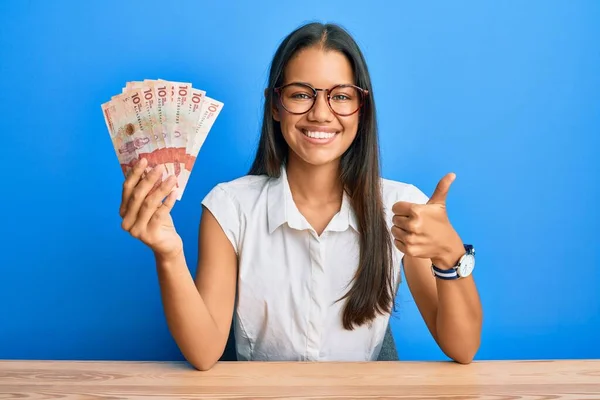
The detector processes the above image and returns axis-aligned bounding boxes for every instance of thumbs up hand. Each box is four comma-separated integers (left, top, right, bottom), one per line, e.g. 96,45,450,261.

391,173,465,270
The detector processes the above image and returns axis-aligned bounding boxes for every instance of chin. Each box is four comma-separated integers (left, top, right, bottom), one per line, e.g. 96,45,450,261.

293,151,344,167
302,157,340,167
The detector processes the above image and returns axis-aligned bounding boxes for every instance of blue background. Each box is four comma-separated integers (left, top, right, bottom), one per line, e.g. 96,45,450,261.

1,0,598,362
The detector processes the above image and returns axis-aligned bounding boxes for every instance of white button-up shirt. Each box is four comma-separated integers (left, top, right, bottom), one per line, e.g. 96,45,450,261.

201,166,428,361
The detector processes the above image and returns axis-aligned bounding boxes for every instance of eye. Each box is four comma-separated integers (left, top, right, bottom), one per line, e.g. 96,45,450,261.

330,86,358,102
290,92,312,100
332,94,351,101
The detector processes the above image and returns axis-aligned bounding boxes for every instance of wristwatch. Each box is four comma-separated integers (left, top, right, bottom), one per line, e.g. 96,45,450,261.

431,244,475,280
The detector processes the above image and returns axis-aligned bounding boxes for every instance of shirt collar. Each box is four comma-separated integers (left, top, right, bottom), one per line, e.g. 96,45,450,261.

267,165,359,234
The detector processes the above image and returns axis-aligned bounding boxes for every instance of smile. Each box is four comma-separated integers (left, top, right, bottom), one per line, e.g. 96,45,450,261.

301,129,338,139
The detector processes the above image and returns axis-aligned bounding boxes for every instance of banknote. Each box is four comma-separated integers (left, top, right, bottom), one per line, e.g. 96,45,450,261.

101,79,224,200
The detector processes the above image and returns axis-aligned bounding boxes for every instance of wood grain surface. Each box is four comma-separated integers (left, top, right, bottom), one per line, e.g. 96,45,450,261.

1,359,599,399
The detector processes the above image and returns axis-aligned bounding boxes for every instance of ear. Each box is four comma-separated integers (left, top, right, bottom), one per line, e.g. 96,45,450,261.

265,89,281,122
272,103,281,122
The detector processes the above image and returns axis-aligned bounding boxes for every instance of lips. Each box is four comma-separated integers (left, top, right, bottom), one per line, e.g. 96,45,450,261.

298,128,339,145
302,129,337,139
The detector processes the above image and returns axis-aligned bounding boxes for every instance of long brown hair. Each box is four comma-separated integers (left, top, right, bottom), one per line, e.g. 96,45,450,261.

248,22,394,330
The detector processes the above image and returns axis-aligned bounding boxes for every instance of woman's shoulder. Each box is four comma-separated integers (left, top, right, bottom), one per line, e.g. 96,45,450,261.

203,173,272,206
211,173,270,190
380,177,430,206
200,174,271,255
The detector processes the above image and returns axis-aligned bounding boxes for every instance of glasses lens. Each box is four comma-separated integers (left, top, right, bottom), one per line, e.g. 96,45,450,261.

280,84,315,114
329,85,362,115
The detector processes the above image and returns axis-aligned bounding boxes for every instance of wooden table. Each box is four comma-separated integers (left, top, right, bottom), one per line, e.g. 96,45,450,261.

0,359,599,399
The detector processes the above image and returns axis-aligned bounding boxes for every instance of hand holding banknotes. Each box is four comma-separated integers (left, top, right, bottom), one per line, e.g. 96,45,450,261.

102,78,224,256
119,157,183,258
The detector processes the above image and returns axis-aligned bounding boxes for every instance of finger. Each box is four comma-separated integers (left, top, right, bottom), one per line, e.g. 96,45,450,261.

131,175,178,234
120,157,148,217
160,186,178,212
394,239,423,258
391,201,415,217
121,165,165,231
393,238,407,254
147,174,165,197
151,189,179,225
393,235,421,257
391,223,423,246
427,172,456,205
391,224,410,242
392,215,411,231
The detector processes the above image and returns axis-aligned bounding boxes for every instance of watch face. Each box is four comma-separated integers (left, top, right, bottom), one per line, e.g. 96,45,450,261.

458,254,475,277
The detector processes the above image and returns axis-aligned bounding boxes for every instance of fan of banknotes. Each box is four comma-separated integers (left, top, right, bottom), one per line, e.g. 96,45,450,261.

101,79,224,200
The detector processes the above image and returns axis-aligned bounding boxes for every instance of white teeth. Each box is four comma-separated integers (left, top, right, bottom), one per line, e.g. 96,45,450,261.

303,130,336,139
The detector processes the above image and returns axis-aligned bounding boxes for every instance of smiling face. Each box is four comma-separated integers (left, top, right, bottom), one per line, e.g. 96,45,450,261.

272,46,361,168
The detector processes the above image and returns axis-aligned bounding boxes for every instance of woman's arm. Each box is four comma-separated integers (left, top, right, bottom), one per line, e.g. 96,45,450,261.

119,159,237,371
156,206,238,371
391,173,483,363
402,254,482,364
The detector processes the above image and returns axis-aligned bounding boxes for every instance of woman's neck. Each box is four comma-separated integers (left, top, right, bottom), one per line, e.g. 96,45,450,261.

285,156,343,207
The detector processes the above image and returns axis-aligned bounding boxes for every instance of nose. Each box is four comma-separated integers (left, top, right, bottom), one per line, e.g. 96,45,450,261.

307,90,333,122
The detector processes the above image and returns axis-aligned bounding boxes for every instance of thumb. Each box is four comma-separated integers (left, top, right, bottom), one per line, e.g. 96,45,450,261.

427,173,456,205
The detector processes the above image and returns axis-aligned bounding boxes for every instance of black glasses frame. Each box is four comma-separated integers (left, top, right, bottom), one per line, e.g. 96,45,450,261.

269,82,369,117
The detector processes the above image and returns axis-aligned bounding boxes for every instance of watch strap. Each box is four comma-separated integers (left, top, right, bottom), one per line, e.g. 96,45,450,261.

431,244,474,280
432,264,460,280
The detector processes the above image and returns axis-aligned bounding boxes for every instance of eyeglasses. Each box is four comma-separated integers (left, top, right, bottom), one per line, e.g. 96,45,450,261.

271,82,369,117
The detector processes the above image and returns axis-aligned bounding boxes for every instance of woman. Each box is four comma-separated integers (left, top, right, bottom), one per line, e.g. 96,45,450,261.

119,22,483,371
